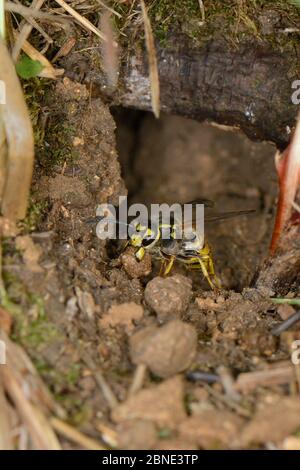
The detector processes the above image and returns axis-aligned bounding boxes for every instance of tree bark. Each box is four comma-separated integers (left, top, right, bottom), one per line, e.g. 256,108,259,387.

87,35,299,148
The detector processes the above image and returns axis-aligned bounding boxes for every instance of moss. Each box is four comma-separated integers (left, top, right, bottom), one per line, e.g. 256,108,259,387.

0,271,61,351
112,0,300,51
23,78,50,150
66,363,82,386
21,196,49,232
24,77,79,170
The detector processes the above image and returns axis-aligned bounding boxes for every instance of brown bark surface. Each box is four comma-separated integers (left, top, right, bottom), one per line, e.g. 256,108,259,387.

87,36,299,148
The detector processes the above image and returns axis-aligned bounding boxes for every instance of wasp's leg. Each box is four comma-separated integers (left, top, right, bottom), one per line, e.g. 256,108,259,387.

207,255,222,289
188,258,216,290
197,258,216,290
161,255,176,277
159,258,167,276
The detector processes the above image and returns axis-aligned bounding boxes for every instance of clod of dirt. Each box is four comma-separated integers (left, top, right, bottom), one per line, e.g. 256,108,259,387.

15,235,42,272
99,302,144,332
178,410,244,449
196,296,225,311
129,320,197,378
116,419,157,450
239,397,300,447
40,174,92,208
144,275,192,322
111,375,187,429
75,287,96,319
239,326,278,357
120,246,152,278
258,10,280,35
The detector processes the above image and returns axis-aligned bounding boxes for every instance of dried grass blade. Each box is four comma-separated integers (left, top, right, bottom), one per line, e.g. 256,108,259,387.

5,2,66,23
50,417,106,450
54,0,106,40
12,0,46,62
140,0,160,119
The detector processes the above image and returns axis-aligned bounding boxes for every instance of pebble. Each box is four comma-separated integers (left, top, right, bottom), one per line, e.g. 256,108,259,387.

144,274,192,322
130,319,197,378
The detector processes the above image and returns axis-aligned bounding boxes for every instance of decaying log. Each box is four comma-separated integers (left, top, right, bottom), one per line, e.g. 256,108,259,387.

83,35,300,148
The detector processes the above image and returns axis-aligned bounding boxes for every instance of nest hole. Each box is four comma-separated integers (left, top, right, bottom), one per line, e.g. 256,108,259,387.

112,107,278,291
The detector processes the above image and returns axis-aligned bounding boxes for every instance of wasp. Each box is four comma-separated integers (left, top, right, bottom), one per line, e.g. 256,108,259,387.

88,200,254,290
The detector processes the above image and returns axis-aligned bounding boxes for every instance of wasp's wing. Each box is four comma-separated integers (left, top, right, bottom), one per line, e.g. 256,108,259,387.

204,209,256,223
182,198,215,208
178,209,255,230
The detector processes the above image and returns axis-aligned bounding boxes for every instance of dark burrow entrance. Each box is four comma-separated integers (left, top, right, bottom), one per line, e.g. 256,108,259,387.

112,107,278,291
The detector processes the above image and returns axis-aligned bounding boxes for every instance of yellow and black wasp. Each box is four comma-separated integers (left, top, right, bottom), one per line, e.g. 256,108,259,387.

88,199,254,290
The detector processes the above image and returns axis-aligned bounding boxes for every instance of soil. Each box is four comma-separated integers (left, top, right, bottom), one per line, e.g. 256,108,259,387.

2,77,300,450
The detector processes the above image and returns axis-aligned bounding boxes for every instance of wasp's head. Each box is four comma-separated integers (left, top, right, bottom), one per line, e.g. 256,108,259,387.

130,222,160,260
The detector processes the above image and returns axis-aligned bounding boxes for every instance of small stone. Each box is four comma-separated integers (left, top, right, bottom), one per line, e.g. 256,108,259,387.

277,304,295,321
121,246,152,278
117,419,157,450
144,275,192,322
130,320,197,378
16,235,42,272
239,397,300,446
179,410,243,449
258,10,280,36
111,376,187,429
75,288,96,319
239,326,278,357
99,302,144,332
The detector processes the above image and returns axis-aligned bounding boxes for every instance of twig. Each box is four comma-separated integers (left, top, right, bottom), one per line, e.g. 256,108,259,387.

271,298,300,306
52,36,76,62
5,2,67,23
198,0,205,24
1,366,61,449
127,363,147,397
96,0,122,19
203,383,251,418
271,310,300,336
217,365,241,402
50,417,106,450
235,361,295,393
81,351,118,410
140,0,160,118
54,0,107,41
0,329,65,418
12,0,46,62
292,201,300,213
96,422,118,448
